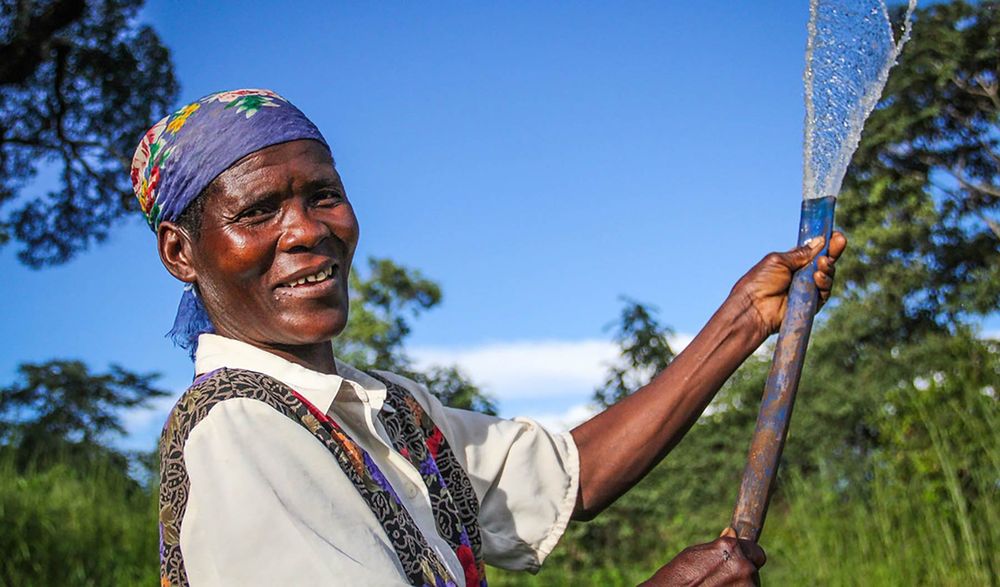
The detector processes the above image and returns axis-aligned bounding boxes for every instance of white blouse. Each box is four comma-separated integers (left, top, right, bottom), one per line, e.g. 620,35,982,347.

175,334,580,586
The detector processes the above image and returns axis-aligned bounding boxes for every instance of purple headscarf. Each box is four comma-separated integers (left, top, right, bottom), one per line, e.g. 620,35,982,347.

131,88,330,357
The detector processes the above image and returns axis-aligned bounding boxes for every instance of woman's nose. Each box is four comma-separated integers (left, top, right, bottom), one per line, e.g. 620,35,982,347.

278,202,330,251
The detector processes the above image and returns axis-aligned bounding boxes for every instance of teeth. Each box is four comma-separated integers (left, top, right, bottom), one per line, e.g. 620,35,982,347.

285,266,333,287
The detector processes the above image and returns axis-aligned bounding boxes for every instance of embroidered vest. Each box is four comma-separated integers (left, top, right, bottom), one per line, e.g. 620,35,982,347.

159,367,488,587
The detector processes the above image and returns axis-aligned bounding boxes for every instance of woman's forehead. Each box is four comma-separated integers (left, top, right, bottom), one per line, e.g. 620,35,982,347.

213,140,340,199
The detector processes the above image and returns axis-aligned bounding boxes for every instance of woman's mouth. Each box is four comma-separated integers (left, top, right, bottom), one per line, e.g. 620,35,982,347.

280,264,337,288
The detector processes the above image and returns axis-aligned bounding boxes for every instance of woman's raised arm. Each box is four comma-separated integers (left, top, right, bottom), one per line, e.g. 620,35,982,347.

569,232,846,521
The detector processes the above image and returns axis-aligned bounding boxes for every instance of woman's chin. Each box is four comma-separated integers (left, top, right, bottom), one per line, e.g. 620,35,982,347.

285,315,348,345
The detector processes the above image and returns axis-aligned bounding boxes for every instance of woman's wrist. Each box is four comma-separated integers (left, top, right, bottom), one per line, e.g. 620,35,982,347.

720,290,771,350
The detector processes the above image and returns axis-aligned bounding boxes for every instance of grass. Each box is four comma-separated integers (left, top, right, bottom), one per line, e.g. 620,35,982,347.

491,389,999,586
0,455,159,587
0,386,994,586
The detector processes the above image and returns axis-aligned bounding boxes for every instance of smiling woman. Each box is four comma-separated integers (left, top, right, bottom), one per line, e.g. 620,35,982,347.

140,89,583,587
138,88,842,587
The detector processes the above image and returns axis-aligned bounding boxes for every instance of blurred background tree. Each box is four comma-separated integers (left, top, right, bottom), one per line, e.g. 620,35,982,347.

0,0,178,266
592,298,675,408
0,359,166,471
0,3,178,580
838,0,999,332
335,256,496,414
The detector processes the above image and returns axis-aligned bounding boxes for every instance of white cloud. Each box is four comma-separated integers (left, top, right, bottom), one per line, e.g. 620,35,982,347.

411,339,618,400
530,403,599,433
669,333,695,353
411,334,692,401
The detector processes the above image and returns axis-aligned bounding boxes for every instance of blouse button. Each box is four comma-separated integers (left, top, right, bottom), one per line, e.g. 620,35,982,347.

405,484,419,499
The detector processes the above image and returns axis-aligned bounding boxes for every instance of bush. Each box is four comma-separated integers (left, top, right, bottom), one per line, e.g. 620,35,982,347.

0,454,158,586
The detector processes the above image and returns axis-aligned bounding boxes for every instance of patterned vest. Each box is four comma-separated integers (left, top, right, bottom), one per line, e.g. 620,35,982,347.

159,367,488,587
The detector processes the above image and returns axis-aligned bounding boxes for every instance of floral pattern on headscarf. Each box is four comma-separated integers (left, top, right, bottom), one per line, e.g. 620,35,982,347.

130,89,314,230
210,88,283,117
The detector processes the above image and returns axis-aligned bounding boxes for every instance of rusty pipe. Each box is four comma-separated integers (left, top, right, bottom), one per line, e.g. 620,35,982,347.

730,196,836,542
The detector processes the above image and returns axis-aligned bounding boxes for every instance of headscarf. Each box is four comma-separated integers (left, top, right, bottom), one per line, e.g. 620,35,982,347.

131,89,330,357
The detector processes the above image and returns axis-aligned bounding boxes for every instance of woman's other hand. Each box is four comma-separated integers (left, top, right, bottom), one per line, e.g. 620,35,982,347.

730,231,847,342
641,528,766,586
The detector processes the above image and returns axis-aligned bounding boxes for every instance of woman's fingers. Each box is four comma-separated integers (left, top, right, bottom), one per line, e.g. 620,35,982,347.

777,231,846,275
816,254,836,277
735,538,767,569
815,269,833,295
814,243,840,306
828,231,847,262
718,528,766,569
785,231,847,271
811,234,844,307
731,231,846,335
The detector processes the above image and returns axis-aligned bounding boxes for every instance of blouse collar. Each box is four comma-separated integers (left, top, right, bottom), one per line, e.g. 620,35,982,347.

193,334,387,414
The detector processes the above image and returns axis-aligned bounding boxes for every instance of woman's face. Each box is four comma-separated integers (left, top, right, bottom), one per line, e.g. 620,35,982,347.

185,139,359,350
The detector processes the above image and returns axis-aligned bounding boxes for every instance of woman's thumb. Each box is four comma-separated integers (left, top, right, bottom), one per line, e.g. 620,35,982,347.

787,236,825,268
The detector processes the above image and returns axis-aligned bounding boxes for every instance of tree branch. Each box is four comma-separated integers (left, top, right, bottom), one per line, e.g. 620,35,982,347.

0,0,86,85
946,168,1000,200
951,73,1000,111
1,135,105,152
930,171,1000,240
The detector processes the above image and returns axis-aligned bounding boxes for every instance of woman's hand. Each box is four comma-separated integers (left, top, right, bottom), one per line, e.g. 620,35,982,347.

641,528,766,586
730,231,847,343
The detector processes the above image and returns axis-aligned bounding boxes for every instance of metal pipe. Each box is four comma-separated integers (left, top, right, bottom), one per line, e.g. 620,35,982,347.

731,196,836,542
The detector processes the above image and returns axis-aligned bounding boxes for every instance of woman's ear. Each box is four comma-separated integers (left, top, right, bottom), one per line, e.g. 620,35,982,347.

158,221,198,283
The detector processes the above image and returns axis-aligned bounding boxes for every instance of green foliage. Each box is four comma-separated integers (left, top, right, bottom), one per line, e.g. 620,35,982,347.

766,349,999,585
491,323,999,586
0,360,167,471
0,0,179,266
0,452,158,586
335,256,497,414
593,298,675,408
838,0,999,331
335,256,442,370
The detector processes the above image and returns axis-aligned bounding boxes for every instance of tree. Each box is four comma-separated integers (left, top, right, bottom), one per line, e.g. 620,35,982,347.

837,0,999,336
736,0,1000,470
334,256,443,370
0,0,178,266
335,256,497,414
0,360,168,470
760,0,1000,482
415,365,497,416
593,298,675,408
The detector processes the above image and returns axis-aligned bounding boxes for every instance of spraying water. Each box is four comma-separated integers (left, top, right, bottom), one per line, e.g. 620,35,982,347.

731,0,917,543
803,0,916,201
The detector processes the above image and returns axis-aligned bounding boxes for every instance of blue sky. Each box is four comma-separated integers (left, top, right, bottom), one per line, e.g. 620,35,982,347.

2,1,993,447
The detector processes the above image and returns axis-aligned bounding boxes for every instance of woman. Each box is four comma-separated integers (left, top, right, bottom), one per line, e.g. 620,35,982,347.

138,89,844,586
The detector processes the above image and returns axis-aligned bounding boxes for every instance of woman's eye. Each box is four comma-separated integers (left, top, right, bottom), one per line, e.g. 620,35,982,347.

238,204,274,220
312,191,344,207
